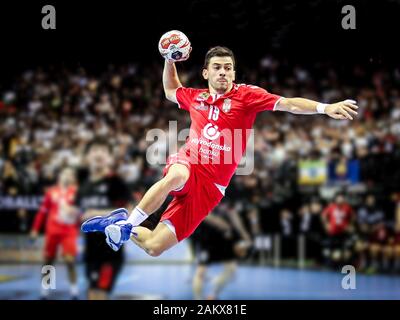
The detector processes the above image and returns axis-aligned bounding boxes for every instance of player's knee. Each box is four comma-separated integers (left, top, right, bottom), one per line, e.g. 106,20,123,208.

164,169,189,190
148,248,163,257
146,241,165,257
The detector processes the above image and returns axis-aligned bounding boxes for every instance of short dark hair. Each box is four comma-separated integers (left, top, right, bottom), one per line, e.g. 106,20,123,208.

203,46,236,69
85,137,113,154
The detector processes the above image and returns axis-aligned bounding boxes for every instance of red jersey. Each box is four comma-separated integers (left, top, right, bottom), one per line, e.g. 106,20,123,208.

322,203,354,235
32,185,78,235
176,83,282,187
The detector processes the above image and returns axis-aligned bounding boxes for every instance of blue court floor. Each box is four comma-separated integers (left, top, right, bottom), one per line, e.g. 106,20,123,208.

0,263,399,300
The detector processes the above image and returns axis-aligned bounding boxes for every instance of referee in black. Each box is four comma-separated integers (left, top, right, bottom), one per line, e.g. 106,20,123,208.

75,137,132,300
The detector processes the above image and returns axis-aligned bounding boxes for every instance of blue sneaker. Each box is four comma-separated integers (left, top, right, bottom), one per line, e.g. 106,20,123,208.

81,208,128,233
105,223,133,251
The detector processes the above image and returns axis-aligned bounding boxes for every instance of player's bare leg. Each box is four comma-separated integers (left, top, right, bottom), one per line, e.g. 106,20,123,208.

137,164,189,214
192,265,207,300
207,261,237,300
129,222,178,256
124,163,187,255
64,255,79,299
83,163,189,253
120,163,189,228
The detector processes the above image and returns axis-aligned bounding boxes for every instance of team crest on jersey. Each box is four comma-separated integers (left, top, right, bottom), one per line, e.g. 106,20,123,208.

222,98,231,112
196,92,211,101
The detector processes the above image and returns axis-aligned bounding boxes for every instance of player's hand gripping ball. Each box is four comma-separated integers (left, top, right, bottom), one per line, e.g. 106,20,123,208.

158,30,191,62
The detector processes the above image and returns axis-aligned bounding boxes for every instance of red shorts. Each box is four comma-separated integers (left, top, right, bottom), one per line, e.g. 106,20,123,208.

44,231,78,260
160,153,224,241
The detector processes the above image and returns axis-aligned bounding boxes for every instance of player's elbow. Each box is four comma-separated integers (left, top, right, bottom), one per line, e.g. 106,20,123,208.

164,90,174,102
275,97,291,112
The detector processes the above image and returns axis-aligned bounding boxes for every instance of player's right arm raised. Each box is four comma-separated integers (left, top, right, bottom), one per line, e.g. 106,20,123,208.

162,60,182,103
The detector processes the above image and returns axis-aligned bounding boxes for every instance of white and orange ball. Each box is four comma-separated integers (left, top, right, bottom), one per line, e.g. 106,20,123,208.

158,30,191,62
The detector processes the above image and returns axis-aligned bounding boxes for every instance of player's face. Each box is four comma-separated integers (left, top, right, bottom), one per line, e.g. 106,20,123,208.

87,145,112,172
202,56,235,94
59,168,76,186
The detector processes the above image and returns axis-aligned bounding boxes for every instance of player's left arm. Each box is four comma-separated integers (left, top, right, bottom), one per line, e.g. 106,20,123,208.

275,97,358,120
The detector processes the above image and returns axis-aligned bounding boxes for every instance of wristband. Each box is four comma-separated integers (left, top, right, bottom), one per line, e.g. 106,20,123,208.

316,103,327,114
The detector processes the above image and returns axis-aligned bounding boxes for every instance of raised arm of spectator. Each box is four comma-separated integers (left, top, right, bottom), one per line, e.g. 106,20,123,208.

275,97,358,120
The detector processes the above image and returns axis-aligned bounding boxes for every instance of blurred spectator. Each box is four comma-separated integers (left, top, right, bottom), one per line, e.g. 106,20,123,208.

355,194,385,272
279,208,296,259
75,138,132,300
30,167,79,299
321,194,355,268
298,199,324,265
361,194,392,273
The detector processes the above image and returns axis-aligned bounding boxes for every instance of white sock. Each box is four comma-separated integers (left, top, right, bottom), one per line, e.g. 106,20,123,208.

131,226,138,238
125,207,149,226
70,283,79,296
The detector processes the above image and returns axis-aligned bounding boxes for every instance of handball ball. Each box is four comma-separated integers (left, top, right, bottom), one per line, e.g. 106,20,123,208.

158,30,191,62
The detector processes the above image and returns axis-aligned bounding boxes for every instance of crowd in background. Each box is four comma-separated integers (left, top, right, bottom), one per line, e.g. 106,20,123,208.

1,56,400,273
